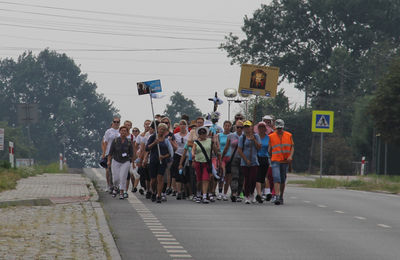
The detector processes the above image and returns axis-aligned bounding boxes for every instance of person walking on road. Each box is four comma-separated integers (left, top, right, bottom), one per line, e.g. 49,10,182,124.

268,119,294,205
222,120,243,202
102,117,121,193
255,122,270,203
107,126,134,200
146,122,173,203
216,120,232,200
237,120,261,204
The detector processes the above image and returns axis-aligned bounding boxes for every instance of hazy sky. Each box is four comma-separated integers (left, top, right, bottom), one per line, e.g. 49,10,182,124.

1,0,304,130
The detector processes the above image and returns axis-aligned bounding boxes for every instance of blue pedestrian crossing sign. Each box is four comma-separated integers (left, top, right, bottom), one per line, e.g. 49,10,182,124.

312,110,334,133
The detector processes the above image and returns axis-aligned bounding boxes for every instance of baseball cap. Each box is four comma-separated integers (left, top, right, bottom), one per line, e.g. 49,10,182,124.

275,119,285,128
263,115,273,120
243,120,253,127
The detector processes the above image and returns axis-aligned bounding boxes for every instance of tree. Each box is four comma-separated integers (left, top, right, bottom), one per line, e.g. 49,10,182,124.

164,91,202,124
0,49,118,167
369,57,400,144
0,122,34,162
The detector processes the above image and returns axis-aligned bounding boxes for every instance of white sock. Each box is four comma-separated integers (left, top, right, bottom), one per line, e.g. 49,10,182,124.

264,188,271,194
203,194,207,199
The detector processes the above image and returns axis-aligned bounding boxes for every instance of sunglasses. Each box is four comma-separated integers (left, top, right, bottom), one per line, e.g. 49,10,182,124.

113,121,120,123
133,129,139,132
162,122,170,125
236,126,243,129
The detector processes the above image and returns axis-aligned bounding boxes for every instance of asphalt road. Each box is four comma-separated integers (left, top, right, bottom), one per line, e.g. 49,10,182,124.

84,168,400,260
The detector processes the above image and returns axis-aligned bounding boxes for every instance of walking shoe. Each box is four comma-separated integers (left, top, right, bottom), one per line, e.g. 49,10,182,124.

266,193,272,201
161,195,167,202
256,194,263,204
131,187,137,193
109,187,114,194
151,193,157,202
177,193,182,200
145,191,151,199
139,188,144,195
261,194,266,201
239,192,244,199
270,195,277,204
245,198,250,204
202,198,210,204
217,194,222,200
209,195,215,203
156,196,162,203
236,197,243,202
230,195,237,202
123,192,128,198
279,196,284,205
112,189,117,198
274,196,281,205
119,194,124,200
223,195,228,201
172,191,177,196
251,194,256,203
195,196,202,203
166,188,172,195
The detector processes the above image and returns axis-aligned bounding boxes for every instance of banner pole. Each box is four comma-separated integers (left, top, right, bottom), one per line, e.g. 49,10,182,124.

149,88,162,164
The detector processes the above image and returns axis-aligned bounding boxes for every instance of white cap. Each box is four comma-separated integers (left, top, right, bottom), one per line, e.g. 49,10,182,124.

204,120,213,127
275,119,284,128
196,126,210,136
263,115,273,120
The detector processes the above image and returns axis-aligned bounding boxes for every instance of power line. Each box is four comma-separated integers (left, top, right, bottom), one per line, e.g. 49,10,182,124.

0,1,241,27
0,46,218,52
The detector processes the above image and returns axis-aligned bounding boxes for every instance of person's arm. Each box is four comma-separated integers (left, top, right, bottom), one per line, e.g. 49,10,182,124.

107,140,115,168
287,136,294,162
254,135,261,150
146,135,159,150
192,143,197,160
237,137,250,166
101,139,106,158
179,148,187,170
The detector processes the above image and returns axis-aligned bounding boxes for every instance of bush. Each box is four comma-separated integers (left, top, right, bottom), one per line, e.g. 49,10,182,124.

0,160,11,169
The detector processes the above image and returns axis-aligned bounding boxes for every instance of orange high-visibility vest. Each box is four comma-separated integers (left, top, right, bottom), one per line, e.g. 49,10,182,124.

269,131,294,162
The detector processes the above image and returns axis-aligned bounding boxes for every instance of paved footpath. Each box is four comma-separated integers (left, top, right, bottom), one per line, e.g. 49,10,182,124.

0,173,120,260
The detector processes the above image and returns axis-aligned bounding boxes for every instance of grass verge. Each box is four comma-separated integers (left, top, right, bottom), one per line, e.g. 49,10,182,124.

0,163,68,192
289,175,400,194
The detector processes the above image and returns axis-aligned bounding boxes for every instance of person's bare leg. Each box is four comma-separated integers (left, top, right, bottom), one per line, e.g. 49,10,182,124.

157,175,164,197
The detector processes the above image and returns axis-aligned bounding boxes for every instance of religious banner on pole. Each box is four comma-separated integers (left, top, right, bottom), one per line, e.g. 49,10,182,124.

137,79,162,95
238,64,279,97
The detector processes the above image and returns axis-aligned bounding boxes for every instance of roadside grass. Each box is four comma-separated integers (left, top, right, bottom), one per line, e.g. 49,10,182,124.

0,163,68,192
289,175,400,194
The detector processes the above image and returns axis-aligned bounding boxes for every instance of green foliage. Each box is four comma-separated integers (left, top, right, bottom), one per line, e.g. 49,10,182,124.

0,49,118,167
0,160,11,169
0,122,34,161
164,91,202,124
369,57,400,144
351,96,374,159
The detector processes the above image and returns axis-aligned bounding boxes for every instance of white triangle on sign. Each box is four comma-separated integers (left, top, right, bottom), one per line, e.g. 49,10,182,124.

316,115,329,127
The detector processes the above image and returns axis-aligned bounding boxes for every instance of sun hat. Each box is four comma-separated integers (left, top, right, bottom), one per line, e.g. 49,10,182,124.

196,126,210,136
263,115,273,120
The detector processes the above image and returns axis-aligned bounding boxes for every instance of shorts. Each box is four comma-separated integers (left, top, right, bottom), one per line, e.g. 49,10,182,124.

138,167,150,181
148,161,167,179
271,161,288,183
171,153,182,179
256,156,269,183
194,161,210,182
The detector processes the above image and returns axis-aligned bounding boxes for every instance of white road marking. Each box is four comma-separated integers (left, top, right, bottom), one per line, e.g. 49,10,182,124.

354,216,366,220
289,196,297,199
377,224,391,228
334,210,345,214
317,204,327,208
303,200,311,203
127,194,192,259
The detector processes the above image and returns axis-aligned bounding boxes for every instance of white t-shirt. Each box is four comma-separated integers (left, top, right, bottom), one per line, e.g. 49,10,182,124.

174,132,189,156
103,128,120,156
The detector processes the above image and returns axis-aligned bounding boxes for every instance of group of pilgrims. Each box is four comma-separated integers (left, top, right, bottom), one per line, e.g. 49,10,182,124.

101,111,294,205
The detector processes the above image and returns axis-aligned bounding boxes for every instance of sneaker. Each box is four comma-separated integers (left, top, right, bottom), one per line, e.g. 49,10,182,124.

131,187,137,193
151,193,156,202
166,188,172,195
145,191,151,199
123,192,128,198
195,196,202,203
156,196,162,203
239,192,244,199
161,195,167,202
270,195,277,204
256,194,263,204
266,193,272,201
119,194,124,200
209,196,215,203
109,187,114,194
172,191,177,196
223,195,228,201
273,195,281,205
236,197,243,202
251,194,256,203
139,188,144,195
177,193,182,200
245,198,250,204
202,198,210,204
112,189,117,198
261,194,266,201
217,194,222,200
230,195,237,202
279,196,284,205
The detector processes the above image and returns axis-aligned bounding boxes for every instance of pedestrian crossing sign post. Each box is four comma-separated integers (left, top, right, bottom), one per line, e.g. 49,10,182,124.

312,110,334,133
311,110,334,180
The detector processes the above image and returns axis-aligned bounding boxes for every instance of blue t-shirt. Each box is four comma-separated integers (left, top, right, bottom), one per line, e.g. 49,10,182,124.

238,134,261,166
218,133,230,156
257,134,270,157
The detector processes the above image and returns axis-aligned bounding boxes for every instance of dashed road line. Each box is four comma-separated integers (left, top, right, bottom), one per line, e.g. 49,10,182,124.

334,210,345,214
377,224,391,228
127,194,193,259
354,216,366,220
317,204,327,208
303,200,311,203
